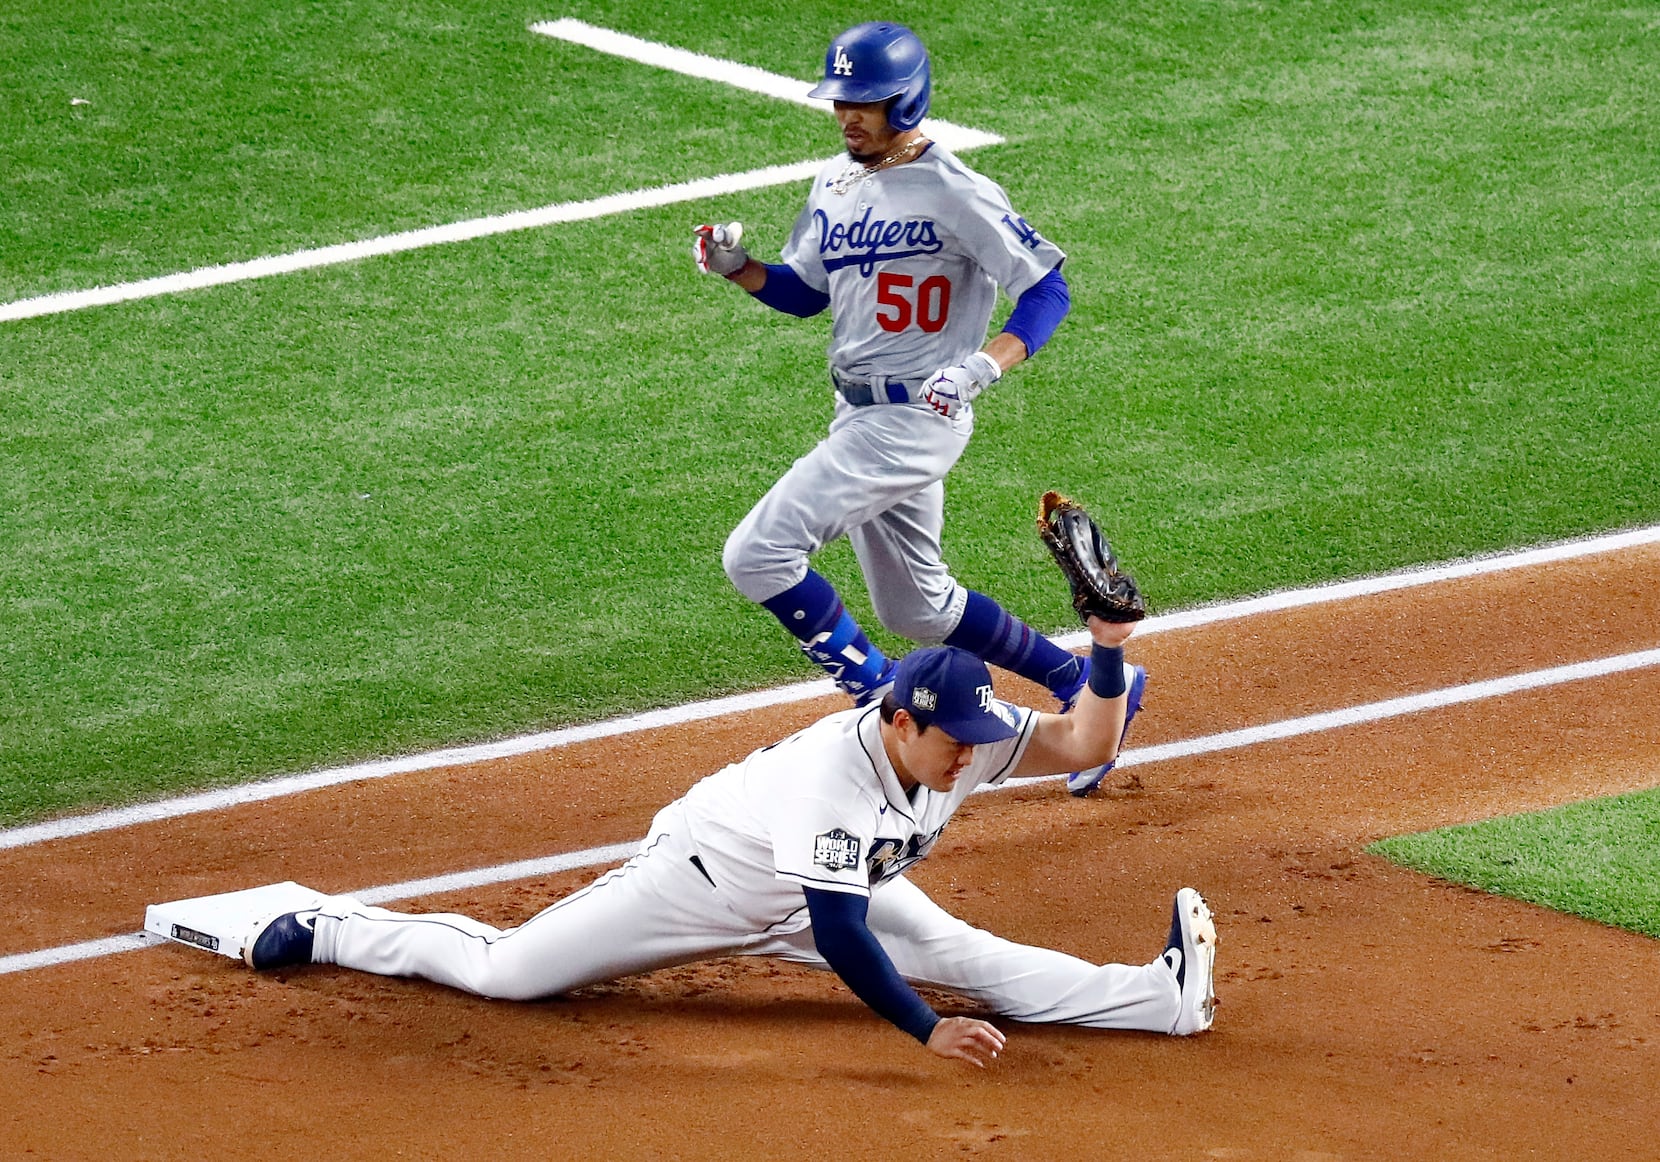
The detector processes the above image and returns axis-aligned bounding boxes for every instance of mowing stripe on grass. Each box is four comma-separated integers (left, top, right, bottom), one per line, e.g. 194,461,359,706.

5,643,1658,977
2,523,1656,853
0,22,1000,323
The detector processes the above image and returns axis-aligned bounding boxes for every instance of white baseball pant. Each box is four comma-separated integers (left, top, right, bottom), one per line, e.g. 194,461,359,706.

310,804,1183,1031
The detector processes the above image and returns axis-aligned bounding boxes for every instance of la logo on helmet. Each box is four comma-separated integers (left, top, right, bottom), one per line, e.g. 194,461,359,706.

832,46,854,75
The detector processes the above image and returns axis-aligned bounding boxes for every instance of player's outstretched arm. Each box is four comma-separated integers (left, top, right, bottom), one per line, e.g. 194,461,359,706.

1012,615,1137,779
804,887,1004,1066
927,1016,1006,1067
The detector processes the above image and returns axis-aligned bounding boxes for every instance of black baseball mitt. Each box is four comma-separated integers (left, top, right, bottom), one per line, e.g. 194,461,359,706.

1037,490,1146,623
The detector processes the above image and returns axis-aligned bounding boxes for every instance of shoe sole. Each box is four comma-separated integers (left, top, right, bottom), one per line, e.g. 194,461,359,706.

1171,887,1218,1035
1067,664,1147,797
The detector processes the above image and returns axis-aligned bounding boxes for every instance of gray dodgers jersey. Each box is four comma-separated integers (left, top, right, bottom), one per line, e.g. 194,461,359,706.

780,143,1067,383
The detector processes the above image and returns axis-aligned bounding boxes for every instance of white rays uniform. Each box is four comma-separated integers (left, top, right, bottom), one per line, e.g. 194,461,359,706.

722,143,1068,643
309,700,1184,1032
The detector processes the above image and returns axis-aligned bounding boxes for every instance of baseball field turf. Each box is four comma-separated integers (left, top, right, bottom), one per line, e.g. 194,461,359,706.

2,0,1656,927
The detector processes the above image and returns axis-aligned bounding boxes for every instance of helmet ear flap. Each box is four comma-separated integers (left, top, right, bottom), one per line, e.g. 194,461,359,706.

885,63,931,131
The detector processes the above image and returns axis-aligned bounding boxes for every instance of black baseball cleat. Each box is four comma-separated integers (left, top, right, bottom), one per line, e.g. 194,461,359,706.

244,910,319,971
1163,888,1218,1035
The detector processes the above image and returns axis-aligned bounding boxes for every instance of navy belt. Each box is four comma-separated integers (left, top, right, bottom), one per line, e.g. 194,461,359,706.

831,369,919,406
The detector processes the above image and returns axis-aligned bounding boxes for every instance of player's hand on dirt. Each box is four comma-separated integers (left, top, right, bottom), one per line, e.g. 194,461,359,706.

1087,613,1137,649
693,222,749,276
922,351,1001,419
926,1016,1006,1067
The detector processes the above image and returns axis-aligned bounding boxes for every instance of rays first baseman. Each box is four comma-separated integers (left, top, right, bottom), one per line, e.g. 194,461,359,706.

240,611,1217,1065
694,21,1142,796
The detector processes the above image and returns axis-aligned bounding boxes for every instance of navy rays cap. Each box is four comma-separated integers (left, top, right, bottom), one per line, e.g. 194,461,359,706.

892,647,1020,744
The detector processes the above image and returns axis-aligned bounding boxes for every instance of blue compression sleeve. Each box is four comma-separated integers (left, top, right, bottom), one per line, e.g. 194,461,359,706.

751,263,831,318
1002,266,1070,356
804,887,940,1044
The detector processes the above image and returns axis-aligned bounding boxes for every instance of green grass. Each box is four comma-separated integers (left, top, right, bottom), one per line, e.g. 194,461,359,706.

3,0,1658,824
1370,788,1660,937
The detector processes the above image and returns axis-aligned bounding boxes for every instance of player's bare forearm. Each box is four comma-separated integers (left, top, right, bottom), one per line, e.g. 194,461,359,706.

927,1016,1006,1067
726,259,767,293
981,330,1029,374
1013,616,1136,777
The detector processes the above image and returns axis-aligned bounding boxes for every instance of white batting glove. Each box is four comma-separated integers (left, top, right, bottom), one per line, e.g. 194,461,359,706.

693,222,748,277
922,351,1002,419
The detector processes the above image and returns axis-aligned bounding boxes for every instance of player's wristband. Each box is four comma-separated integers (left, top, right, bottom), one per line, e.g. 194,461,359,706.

963,350,1002,389
1088,645,1127,699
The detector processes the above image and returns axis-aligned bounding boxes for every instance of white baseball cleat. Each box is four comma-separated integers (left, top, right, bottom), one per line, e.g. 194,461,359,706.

1162,887,1218,1035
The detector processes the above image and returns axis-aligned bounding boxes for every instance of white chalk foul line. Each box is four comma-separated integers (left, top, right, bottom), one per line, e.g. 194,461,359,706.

997,646,1660,791
0,678,840,851
0,935,156,976
0,843,641,978
1048,523,1660,649
528,19,1002,149
5,645,1657,977
350,841,639,908
0,161,822,323
4,522,1657,854
0,20,1001,323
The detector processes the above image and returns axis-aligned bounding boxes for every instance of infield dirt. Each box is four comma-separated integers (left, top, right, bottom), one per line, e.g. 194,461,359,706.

3,545,1658,1159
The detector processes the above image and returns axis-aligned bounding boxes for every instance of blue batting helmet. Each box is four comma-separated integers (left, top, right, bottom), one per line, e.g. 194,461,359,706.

807,22,931,132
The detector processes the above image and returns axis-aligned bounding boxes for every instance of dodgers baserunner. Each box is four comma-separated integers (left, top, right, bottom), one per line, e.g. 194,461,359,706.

242,612,1218,1065
694,21,1145,796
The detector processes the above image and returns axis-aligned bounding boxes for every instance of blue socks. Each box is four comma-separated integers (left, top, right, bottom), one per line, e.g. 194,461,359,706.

944,590,1082,696
761,571,893,702
761,580,1076,706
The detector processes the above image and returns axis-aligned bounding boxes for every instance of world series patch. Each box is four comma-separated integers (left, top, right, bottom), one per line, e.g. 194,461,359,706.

813,828,863,871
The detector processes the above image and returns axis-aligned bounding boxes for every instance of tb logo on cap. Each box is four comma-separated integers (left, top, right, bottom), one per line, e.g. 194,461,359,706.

977,684,995,711
832,46,854,75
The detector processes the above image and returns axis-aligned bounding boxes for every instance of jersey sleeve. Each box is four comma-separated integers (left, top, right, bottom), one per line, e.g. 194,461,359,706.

772,794,872,897
936,164,1066,301
975,703,1040,789
779,194,831,293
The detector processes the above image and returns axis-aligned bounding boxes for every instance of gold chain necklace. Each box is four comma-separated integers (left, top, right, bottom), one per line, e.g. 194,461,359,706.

828,137,929,196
